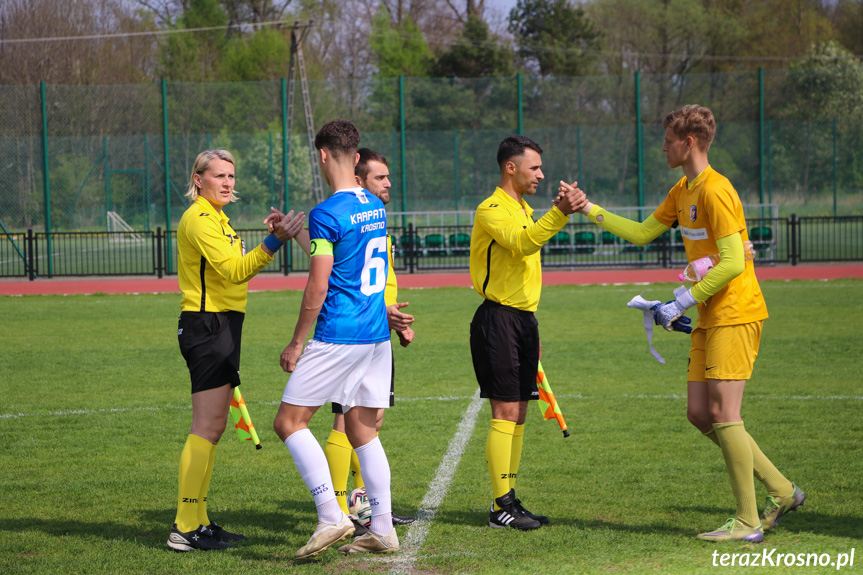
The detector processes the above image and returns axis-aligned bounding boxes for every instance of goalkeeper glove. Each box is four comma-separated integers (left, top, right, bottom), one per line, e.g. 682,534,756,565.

653,286,697,332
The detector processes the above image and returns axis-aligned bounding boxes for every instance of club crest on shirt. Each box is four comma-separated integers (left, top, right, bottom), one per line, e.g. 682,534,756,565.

356,189,370,204
690,205,697,222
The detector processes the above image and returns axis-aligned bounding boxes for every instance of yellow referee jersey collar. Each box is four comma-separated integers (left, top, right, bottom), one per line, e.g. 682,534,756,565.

493,186,534,216
195,196,230,224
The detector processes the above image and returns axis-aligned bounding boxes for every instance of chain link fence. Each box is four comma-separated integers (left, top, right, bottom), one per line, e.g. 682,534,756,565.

2,69,862,237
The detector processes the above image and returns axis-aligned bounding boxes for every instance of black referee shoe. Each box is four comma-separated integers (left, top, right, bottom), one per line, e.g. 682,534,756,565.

512,490,549,525
167,524,233,552
207,522,247,542
392,513,417,526
489,489,541,531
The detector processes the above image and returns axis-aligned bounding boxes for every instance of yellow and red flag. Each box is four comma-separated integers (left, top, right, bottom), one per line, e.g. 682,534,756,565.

536,361,569,438
230,387,262,449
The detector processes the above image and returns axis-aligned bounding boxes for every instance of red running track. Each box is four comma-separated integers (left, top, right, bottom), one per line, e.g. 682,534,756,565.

1,264,861,296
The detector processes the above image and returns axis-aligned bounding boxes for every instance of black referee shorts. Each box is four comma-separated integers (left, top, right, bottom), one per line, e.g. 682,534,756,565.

332,354,396,413
470,299,540,402
178,311,244,394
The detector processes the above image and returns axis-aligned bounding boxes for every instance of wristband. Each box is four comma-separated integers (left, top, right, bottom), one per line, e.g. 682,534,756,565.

262,233,285,253
673,285,698,309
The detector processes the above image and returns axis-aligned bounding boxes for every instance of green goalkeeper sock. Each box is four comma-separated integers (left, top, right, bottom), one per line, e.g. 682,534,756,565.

713,422,760,529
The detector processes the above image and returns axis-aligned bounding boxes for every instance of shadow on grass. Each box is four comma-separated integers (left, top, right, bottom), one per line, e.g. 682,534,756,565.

674,505,863,540
429,507,696,537
427,504,863,541
0,498,333,555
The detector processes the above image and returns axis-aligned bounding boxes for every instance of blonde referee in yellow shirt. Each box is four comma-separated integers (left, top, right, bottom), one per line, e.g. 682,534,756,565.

469,135,586,531
568,105,804,542
168,149,307,552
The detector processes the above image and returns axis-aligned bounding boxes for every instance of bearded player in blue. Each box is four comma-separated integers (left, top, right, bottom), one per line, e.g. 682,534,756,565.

273,119,399,559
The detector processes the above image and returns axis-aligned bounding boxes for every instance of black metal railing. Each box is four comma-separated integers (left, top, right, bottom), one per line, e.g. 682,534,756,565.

3,215,862,280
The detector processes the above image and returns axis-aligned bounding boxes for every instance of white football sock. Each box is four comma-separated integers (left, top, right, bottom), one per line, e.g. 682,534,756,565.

354,436,393,536
285,429,342,524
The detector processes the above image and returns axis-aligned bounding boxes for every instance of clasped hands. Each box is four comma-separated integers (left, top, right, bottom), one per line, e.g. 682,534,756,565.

264,207,305,242
554,181,590,215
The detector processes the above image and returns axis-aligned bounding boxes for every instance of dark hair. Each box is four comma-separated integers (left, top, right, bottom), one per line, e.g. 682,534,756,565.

497,135,543,169
663,105,716,150
355,148,388,180
314,119,361,159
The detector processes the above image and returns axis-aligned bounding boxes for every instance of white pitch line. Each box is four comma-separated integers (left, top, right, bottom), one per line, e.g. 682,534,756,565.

387,388,483,575
3,392,861,420
0,395,475,420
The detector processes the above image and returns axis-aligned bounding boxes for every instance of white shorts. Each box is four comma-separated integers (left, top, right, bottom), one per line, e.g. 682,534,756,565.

282,340,393,410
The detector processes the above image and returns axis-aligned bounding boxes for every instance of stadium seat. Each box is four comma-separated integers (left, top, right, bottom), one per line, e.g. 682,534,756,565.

548,230,571,254
601,231,617,245
399,234,421,255
750,226,773,259
448,233,471,256
573,231,596,254
423,233,445,256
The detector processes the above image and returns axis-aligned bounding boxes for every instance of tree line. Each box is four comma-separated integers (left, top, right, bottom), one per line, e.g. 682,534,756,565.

1,0,862,86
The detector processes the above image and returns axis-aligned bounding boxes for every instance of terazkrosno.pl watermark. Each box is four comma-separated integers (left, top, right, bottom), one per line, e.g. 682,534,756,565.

712,548,855,569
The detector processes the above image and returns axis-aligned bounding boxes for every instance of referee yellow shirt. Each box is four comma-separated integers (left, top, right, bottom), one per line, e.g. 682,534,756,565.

469,187,569,312
177,197,274,313
384,234,398,307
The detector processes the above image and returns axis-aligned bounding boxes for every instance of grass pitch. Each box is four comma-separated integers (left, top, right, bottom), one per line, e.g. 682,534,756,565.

1,279,861,574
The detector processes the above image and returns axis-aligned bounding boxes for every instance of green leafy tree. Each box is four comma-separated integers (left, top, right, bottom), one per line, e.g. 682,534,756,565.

158,0,229,81
370,6,434,78
737,0,833,65
776,42,863,198
785,41,863,119
434,15,513,78
508,0,600,76
586,0,744,75
222,27,292,81
832,0,863,57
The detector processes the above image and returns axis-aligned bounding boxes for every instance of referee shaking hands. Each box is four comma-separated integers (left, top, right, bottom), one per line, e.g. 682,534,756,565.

469,135,586,530
169,149,306,552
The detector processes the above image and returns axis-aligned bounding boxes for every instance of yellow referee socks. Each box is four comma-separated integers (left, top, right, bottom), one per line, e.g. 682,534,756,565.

509,424,525,492
704,428,794,498
487,419,516,510
350,448,364,490
713,422,760,529
196,441,217,527
175,434,214,533
324,429,353,514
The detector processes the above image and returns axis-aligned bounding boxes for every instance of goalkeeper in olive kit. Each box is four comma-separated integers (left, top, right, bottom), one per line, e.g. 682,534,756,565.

568,105,804,542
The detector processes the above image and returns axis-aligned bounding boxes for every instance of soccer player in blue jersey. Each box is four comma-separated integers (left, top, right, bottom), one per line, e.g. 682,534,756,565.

273,120,399,558
324,148,416,530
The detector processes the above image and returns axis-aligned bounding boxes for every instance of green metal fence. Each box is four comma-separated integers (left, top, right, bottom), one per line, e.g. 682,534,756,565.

4,215,861,280
2,70,862,253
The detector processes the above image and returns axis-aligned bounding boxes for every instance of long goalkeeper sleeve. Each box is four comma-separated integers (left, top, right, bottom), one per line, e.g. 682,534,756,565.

690,232,746,302
585,204,668,246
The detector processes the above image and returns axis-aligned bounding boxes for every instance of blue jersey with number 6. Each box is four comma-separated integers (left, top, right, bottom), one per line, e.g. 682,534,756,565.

308,187,389,344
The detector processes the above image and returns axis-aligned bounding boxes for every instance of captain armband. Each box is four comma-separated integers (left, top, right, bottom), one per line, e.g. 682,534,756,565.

309,238,334,256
